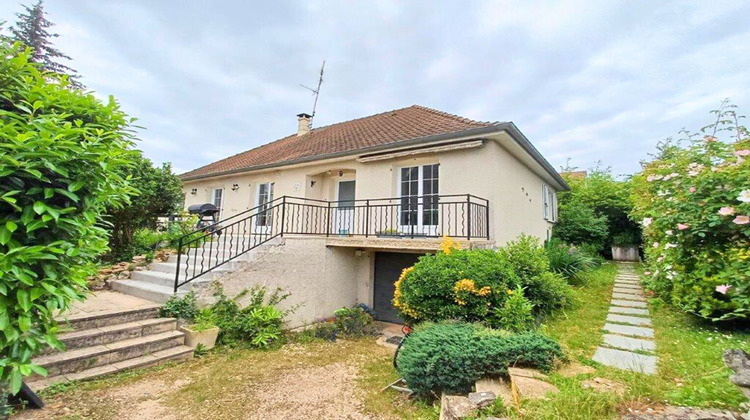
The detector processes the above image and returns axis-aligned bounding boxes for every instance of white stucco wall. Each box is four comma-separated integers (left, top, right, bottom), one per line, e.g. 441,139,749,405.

182,133,561,245
201,237,372,328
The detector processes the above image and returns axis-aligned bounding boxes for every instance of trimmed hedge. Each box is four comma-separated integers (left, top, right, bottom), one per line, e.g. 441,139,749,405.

396,322,563,396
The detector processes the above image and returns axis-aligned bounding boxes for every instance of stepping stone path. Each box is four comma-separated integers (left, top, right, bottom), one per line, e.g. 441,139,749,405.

592,263,659,374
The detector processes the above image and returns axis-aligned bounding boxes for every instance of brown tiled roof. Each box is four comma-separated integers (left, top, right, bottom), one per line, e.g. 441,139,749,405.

180,105,496,180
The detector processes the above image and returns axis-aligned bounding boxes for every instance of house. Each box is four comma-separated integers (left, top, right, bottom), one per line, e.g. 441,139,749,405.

111,105,568,327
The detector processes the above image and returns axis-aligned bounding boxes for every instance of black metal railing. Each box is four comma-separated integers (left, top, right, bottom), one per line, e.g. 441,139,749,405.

173,194,490,292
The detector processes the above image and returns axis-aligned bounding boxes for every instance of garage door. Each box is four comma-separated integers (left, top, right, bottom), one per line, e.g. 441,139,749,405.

373,252,422,324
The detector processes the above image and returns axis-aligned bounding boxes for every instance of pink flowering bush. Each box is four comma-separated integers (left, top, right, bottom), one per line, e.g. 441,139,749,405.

631,102,750,321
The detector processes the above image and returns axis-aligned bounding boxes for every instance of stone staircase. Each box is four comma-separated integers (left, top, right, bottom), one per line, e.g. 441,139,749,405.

110,236,282,303
29,299,193,391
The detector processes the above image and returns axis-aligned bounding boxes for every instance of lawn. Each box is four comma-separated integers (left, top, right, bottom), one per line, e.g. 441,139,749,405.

12,263,750,420
496,262,750,419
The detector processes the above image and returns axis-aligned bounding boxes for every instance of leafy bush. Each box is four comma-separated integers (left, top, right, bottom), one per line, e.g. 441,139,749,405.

158,292,198,320
631,102,750,321
298,306,377,342
489,287,535,332
132,228,167,256
499,235,572,314
396,322,563,396
0,42,137,393
552,200,609,251
105,157,183,261
394,236,571,325
333,306,377,337
545,238,597,282
611,231,640,247
210,285,289,348
393,245,519,324
554,166,640,254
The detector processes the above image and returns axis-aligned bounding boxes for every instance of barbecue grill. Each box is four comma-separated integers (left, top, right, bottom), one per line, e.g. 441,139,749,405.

187,203,222,234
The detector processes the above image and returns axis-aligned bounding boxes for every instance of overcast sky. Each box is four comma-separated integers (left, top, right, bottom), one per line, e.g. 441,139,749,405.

2,1,749,176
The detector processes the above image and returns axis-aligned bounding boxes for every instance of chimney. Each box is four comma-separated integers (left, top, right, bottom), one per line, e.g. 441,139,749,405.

297,113,312,136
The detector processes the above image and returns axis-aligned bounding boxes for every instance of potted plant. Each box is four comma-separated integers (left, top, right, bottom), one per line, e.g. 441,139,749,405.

376,228,402,238
611,232,640,262
179,308,220,349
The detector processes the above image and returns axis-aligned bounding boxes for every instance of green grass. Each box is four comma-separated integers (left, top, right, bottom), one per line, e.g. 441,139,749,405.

508,262,750,419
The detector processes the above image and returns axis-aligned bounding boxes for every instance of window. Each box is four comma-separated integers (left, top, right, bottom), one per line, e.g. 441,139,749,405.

543,185,557,222
337,180,356,208
422,164,439,226
256,182,274,227
399,164,439,226
213,188,223,215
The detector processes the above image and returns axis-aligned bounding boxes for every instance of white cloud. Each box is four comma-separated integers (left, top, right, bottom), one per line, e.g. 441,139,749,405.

0,0,748,176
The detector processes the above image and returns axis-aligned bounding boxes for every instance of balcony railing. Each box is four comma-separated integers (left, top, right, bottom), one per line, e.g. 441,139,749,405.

173,194,490,291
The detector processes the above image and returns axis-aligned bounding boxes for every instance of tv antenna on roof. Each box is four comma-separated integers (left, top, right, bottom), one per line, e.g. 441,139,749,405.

300,60,325,128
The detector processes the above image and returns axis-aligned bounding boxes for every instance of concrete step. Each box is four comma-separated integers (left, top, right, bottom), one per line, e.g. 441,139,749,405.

32,330,185,379
55,318,178,352
30,345,193,391
56,304,161,331
110,279,188,303
149,261,233,277
129,270,214,290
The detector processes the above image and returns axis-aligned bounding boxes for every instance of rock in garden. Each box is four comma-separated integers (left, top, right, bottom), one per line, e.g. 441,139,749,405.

467,391,496,408
724,349,750,400
117,271,130,279
440,394,475,420
476,377,513,407
509,368,559,404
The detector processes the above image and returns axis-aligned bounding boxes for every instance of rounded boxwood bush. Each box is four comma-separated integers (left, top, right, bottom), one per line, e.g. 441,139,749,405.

396,321,563,396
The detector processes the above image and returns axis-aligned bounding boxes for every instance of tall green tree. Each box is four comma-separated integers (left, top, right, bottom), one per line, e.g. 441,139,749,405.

553,165,640,254
10,0,81,87
105,157,184,261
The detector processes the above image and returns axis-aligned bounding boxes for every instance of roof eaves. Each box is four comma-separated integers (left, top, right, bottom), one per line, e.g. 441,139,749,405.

180,125,503,181
497,122,570,191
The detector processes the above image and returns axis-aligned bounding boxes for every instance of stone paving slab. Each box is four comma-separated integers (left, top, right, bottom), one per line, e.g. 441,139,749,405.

609,306,650,316
611,299,647,308
592,347,657,374
613,283,643,290
615,280,640,285
604,323,654,338
613,288,644,295
607,313,652,326
612,292,647,302
603,334,656,352
614,282,640,288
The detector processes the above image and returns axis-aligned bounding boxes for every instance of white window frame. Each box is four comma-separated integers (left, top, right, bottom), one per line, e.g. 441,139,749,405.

543,185,557,222
255,182,274,232
212,188,224,219
397,163,439,234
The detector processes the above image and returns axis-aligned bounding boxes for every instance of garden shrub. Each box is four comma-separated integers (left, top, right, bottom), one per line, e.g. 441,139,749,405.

158,292,199,320
396,321,563,396
545,238,597,283
393,244,519,324
0,42,137,393
298,305,378,342
332,306,377,337
394,236,571,325
488,287,535,332
499,235,572,314
631,102,750,321
210,285,290,348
